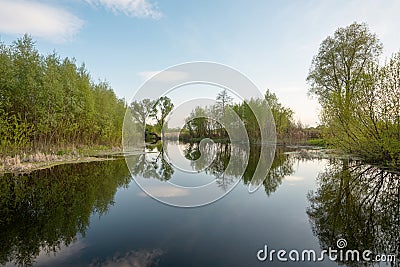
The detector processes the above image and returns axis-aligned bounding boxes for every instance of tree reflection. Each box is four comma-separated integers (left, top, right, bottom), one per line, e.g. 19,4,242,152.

129,141,294,195
0,160,131,266
243,146,294,196
127,142,174,181
307,160,400,266
182,142,237,190
185,143,294,193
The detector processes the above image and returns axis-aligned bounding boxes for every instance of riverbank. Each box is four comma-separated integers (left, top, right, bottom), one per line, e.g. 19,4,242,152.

285,146,355,160
0,147,123,175
286,147,400,172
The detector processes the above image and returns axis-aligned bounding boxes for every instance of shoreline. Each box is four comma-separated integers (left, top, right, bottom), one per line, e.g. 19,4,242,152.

0,149,124,175
2,145,398,175
0,143,325,175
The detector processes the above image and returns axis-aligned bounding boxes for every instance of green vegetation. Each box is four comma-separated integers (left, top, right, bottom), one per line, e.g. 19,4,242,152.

308,22,400,167
129,96,174,142
308,138,325,147
129,89,321,145
0,35,126,155
180,89,313,144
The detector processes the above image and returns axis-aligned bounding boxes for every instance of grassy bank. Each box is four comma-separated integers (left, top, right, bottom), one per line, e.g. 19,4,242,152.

0,146,122,174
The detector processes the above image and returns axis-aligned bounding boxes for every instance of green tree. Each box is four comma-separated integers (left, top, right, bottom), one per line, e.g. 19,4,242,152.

0,35,127,153
265,89,294,139
130,99,155,129
151,96,174,139
185,106,208,138
129,99,156,142
307,22,383,151
306,22,400,166
216,89,233,116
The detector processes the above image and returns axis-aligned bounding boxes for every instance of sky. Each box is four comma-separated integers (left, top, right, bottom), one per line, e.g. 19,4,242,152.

1,0,400,126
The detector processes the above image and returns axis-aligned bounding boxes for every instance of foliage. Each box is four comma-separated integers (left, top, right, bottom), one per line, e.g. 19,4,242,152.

182,89,302,143
308,138,325,147
129,99,155,129
307,22,400,166
264,89,294,137
0,35,126,153
216,89,233,114
151,96,174,136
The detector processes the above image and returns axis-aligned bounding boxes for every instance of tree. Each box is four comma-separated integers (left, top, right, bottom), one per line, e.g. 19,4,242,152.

216,89,233,116
307,22,382,109
130,99,155,127
307,22,382,143
265,89,294,138
151,96,174,140
0,35,127,153
130,99,156,140
179,88,295,143
354,52,400,163
307,22,400,166
307,23,387,156
185,106,208,138
215,89,233,137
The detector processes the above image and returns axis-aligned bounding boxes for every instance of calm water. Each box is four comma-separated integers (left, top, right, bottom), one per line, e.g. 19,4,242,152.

1,143,399,266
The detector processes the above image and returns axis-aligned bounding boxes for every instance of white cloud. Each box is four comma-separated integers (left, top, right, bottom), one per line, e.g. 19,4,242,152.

138,70,189,82
86,0,162,19
0,0,84,42
137,71,162,80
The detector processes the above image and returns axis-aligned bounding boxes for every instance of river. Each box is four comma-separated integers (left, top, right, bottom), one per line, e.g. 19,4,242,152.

1,143,399,266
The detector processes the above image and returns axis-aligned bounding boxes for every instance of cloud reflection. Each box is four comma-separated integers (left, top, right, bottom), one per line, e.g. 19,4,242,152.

138,186,189,198
89,249,164,267
284,175,304,182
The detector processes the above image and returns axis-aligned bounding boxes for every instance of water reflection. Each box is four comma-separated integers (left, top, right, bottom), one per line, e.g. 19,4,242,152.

307,160,400,266
128,142,174,181
0,160,131,266
88,249,164,267
244,145,294,196
0,144,301,266
129,142,294,196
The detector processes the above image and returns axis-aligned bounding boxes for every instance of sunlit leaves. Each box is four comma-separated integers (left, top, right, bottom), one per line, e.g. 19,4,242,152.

307,22,400,166
0,35,126,152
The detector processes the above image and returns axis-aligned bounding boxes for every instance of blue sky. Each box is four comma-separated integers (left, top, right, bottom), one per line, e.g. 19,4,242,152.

1,0,400,126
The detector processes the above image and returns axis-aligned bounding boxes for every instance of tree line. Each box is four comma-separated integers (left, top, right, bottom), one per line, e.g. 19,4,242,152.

130,89,317,144
180,89,308,143
307,22,400,167
0,35,126,154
